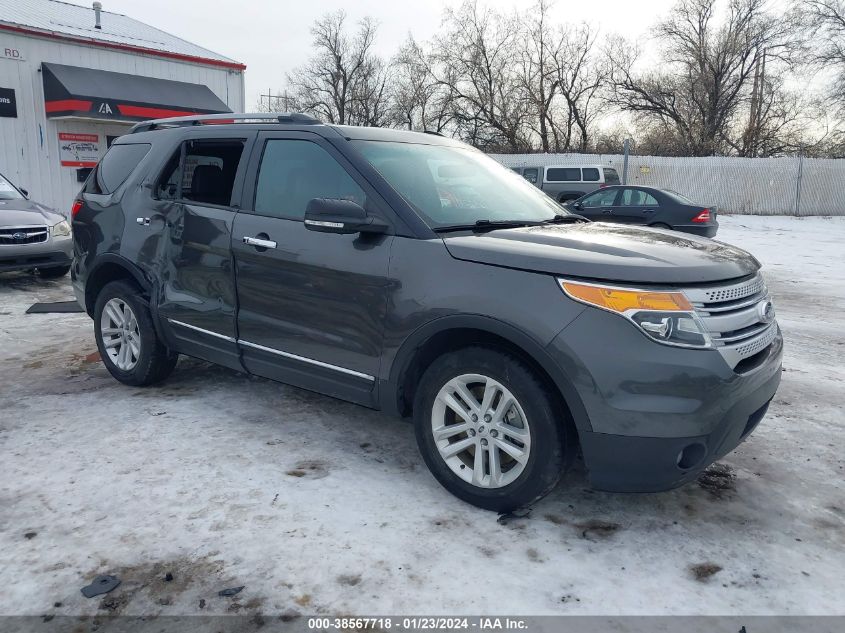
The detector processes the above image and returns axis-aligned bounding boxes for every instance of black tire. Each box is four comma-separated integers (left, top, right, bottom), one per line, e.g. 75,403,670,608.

93,280,178,386
649,222,673,230
413,346,576,512
38,265,70,279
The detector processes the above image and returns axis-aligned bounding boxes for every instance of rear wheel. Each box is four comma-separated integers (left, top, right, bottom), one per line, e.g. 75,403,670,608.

94,280,178,386
414,346,574,512
38,265,70,279
649,222,673,230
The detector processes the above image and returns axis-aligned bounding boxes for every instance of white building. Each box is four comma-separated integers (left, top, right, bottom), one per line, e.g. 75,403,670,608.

0,0,245,212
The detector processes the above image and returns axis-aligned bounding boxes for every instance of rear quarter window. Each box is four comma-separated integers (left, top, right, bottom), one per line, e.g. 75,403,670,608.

582,168,600,181
546,167,581,182
85,143,151,194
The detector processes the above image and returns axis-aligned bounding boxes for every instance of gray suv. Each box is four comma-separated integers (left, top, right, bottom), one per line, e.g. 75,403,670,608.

71,114,783,512
0,172,72,277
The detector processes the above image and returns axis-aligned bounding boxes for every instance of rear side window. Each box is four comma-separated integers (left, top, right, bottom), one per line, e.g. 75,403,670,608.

84,143,150,194
603,168,620,185
155,139,246,207
582,168,600,182
546,168,580,182
620,189,659,206
254,139,365,220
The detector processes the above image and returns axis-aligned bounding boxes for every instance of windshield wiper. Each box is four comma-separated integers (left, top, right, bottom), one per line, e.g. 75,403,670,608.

433,219,543,233
542,213,590,224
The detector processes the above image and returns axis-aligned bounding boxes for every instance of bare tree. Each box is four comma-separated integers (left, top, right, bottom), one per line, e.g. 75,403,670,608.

389,37,454,132
286,11,391,126
609,0,802,156
803,0,845,110
433,1,531,151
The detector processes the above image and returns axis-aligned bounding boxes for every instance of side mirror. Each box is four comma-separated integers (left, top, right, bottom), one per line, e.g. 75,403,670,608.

303,198,387,234
573,202,583,210
19,188,29,199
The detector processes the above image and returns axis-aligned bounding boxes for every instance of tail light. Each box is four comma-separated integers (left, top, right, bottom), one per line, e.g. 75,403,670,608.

71,199,83,218
691,209,711,223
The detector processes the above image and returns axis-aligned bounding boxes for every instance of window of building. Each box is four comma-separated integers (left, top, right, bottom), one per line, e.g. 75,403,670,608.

254,140,365,220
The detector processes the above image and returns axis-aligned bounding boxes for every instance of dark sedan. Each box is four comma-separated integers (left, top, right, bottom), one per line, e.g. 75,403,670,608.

565,185,718,237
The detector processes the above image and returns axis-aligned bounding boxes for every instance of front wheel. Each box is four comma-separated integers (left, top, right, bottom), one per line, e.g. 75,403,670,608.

414,346,575,512
93,280,178,386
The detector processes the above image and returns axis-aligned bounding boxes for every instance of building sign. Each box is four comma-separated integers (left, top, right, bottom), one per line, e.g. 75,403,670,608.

0,87,16,117
58,132,101,167
2,46,24,61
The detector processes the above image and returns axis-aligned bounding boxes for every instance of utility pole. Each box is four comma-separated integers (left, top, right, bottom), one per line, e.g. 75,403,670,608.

746,49,766,157
622,138,631,185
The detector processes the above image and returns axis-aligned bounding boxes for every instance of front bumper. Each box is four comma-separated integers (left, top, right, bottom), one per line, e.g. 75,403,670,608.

0,234,73,272
547,307,783,492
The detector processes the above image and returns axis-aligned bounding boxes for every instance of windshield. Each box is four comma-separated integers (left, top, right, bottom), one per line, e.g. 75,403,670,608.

353,140,565,228
0,173,24,201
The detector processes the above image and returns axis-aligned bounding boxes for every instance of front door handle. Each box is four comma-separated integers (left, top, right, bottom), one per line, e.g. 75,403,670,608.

243,236,277,249
602,209,612,214
643,209,656,214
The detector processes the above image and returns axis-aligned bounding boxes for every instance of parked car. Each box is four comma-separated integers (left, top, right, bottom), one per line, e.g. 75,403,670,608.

0,172,72,278
566,185,718,237
71,114,782,512
510,164,620,202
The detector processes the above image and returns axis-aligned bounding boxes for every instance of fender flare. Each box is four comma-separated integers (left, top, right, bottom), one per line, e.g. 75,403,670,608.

84,253,151,312
382,314,592,432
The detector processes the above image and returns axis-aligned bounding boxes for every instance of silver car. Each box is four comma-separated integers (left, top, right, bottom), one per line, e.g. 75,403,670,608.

0,172,72,278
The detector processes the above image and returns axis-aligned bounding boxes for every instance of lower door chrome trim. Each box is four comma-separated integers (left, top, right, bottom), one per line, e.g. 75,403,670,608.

238,339,375,382
168,319,236,343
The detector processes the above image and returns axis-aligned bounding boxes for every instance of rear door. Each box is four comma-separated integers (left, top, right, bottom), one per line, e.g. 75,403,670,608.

153,131,254,370
613,188,660,225
231,131,394,405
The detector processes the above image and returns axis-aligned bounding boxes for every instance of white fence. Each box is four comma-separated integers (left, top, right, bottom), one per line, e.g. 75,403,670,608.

492,153,845,216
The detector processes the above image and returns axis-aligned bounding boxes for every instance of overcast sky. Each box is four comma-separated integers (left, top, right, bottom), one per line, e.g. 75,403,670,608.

98,0,676,109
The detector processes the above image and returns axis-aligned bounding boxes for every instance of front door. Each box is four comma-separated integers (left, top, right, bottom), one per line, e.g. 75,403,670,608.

232,131,394,405
575,187,619,221
613,188,660,224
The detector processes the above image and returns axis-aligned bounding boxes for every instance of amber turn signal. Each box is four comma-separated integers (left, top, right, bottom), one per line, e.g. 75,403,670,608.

559,281,693,313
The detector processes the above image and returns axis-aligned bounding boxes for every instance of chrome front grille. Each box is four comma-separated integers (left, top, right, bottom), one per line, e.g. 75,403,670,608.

684,274,778,369
0,226,48,245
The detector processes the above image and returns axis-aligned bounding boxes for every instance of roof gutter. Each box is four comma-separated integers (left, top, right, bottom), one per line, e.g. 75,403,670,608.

0,22,246,71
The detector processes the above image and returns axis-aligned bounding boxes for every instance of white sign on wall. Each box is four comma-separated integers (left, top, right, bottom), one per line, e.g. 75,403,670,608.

2,45,25,61
58,132,101,167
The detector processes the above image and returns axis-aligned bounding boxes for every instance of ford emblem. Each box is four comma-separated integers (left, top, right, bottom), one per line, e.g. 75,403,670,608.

757,299,775,324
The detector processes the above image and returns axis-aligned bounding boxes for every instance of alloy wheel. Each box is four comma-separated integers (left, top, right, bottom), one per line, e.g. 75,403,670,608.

430,373,531,488
100,298,141,371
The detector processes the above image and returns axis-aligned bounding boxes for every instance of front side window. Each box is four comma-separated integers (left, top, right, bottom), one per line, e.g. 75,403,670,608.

620,189,659,207
603,168,620,185
254,140,365,220
84,143,150,195
581,189,618,207
354,140,564,228
522,168,539,184
546,167,581,182
0,173,24,200
582,168,600,182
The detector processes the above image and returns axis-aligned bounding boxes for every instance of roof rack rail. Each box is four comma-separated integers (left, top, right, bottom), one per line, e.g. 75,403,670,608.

129,112,321,134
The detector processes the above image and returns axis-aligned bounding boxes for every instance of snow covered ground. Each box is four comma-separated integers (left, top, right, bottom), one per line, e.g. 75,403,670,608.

0,215,843,618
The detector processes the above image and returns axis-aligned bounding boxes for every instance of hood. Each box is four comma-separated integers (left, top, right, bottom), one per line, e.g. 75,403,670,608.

442,222,759,285
0,199,65,227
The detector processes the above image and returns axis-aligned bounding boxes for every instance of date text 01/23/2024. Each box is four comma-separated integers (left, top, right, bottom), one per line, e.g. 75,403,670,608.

307,617,528,630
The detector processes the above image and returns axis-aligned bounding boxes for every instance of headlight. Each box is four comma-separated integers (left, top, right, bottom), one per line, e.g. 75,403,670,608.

50,220,71,237
559,279,712,349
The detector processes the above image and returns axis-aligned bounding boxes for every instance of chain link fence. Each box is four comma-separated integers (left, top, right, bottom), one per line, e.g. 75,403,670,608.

492,153,845,216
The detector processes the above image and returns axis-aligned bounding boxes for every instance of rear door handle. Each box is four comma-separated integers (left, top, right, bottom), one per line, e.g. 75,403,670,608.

643,209,656,214
602,209,612,214
243,236,277,249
